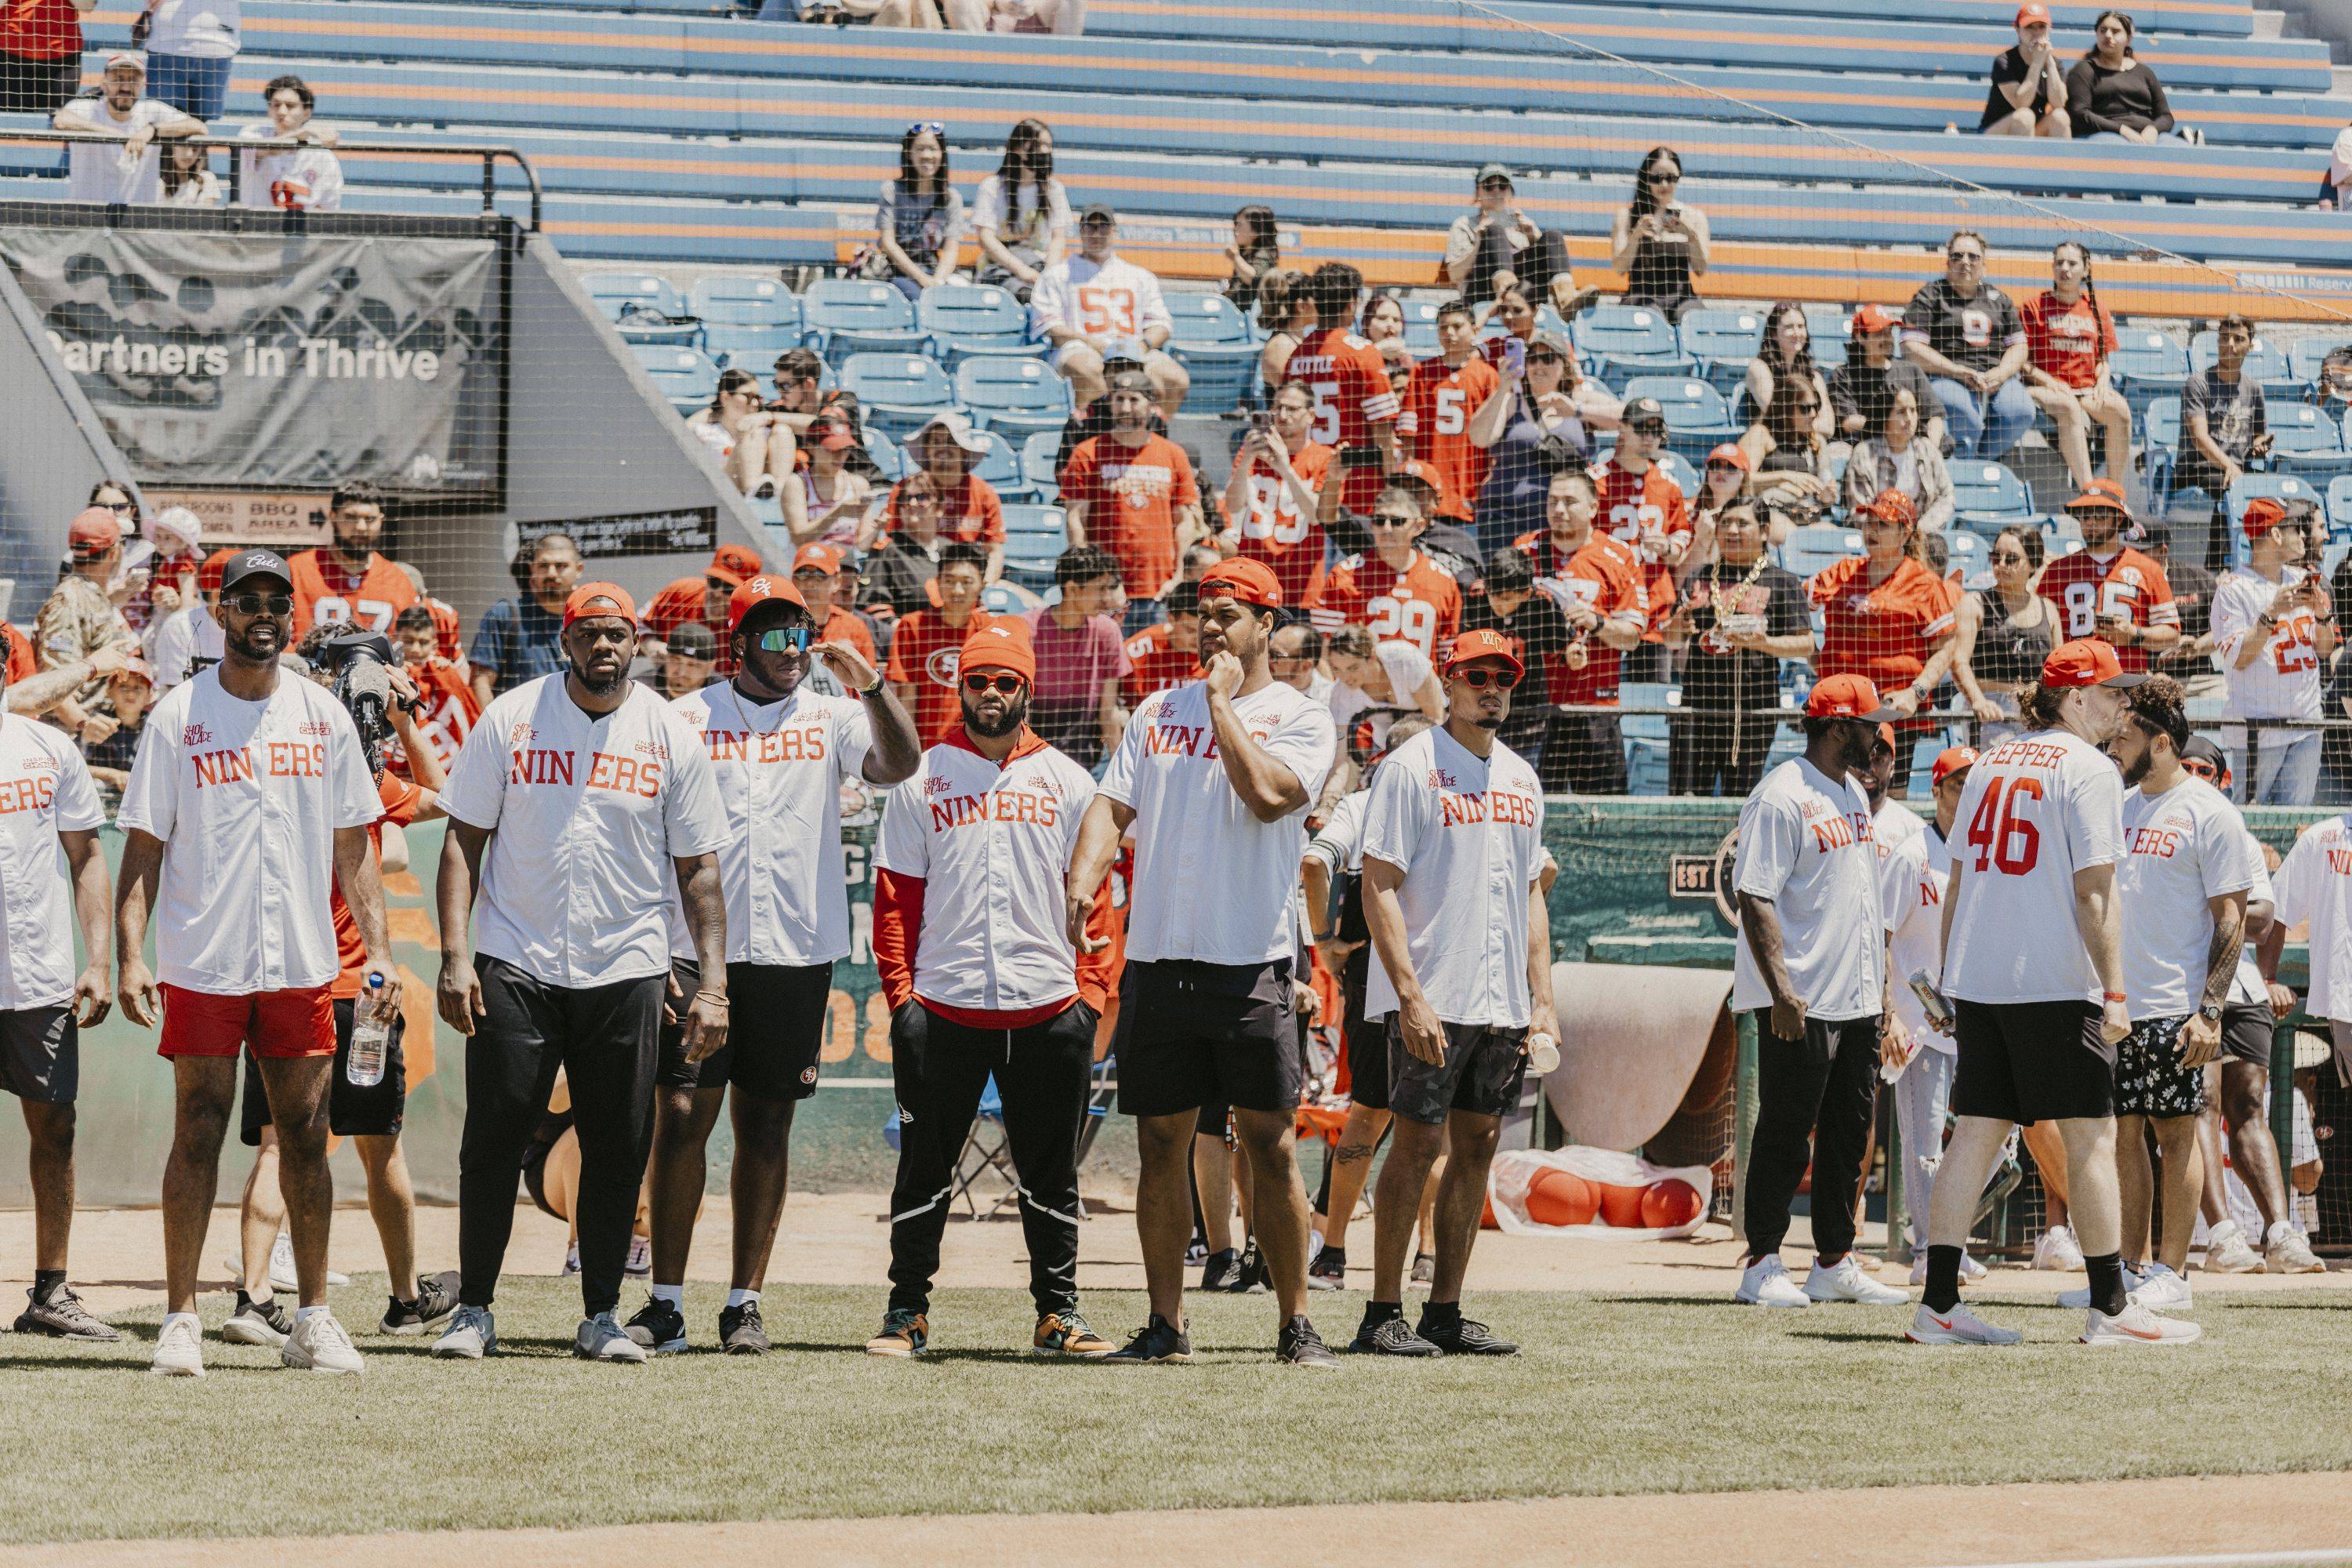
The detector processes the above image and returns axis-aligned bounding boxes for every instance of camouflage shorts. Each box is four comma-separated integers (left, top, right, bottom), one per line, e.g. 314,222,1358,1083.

2115,1015,2208,1120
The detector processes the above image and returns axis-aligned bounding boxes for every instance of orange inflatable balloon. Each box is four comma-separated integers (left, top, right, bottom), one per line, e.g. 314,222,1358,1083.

1524,1167,1599,1227
1640,1178,1706,1229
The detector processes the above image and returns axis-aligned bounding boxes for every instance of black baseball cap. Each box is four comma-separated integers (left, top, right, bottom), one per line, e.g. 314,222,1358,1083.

1080,202,1116,226
218,548,292,594
667,621,717,659
1624,396,1669,431
1106,367,1153,395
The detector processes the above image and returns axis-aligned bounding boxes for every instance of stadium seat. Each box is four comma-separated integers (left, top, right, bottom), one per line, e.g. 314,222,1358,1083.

918,284,1041,366
1799,305,1850,370
835,353,954,441
2111,329,2191,420
2270,404,2352,478
583,270,683,320
956,356,1074,437
630,343,720,413
1021,430,1062,502
691,275,804,361
2288,338,2351,394
611,301,703,349
1677,308,1766,397
2222,473,2327,567
1617,681,1671,796
1401,298,1444,354
1950,461,2034,531
1653,450,1700,498
2330,475,2352,536
1617,376,1740,464
981,581,1044,615
1780,524,1860,577
2140,394,2183,506
1166,294,1261,409
1000,504,1070,588
971,428,1035,503
802,279,924,362
863,424,911,485
1575,305,1691,390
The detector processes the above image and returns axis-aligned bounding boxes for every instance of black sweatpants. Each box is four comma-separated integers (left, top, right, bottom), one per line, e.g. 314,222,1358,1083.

1740,1011,1880,1261
1459,225,1573,307
1668,706,1780,798
886,998,1097,1319
1538,711,1628,796
459,956,666,1318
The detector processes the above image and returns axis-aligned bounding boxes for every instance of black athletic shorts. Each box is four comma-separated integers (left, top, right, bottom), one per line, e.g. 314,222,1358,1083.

1195,1102,1231,1138
520,1107,573,1218
2116,1015,2208,1119
239,1000,407,1145
657,957,833,1101
1116,958,1301,1118
1951,996,2114,1125
1385,1018,1529,1126
0,1005,75,1105
1341,946,1386,1112
2221,1001,2276,1069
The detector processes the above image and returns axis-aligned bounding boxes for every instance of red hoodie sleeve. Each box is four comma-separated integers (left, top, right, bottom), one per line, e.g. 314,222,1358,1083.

1075,888,1118,1013
873,868,924,1011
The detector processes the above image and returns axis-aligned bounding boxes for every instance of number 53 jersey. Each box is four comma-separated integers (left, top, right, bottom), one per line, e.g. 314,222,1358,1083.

1942,728,2125,1006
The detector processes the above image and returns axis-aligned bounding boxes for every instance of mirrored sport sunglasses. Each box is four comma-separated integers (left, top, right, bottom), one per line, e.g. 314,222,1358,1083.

753,626,813,653
1455,667,1520,690
962,672,1024,694
223,592,293,615
909,121,944,137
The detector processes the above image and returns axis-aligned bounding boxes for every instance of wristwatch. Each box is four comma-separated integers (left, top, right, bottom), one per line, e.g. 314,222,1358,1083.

2198,1000,2225,1023
856,672,885,698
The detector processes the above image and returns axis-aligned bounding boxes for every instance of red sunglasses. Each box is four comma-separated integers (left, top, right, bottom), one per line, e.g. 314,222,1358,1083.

1455,667,1520,690
961,673,1024,694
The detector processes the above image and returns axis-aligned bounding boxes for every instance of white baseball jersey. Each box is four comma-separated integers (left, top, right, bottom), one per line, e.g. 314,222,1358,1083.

2230,839,2274,1007
1730,757,1884,1022
1029,252,1174,345
1359,725,1545,1026
1882,822,1955,1052
236,123,345,212
1305,788,1368,877
0,717,105,1011
116,667,380,994
665,683,871,967
1098,677,1336,967
440,676,728,989
1942,729,2125,1005
2210,566,2325,721
2118,776,2260,1021
877,730,1097,1014
2273,813,2352,1022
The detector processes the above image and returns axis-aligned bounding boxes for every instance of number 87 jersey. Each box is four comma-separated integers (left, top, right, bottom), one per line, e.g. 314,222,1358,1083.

1941,728,2126,1005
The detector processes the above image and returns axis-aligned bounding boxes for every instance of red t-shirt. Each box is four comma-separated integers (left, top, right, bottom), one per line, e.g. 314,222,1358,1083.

2037,546,2177,673
1119,622,1200,706
1229,441,1333,610
289,550,419,640
1541,534,1647,706
817,604,877,666
0,0,85,59
1400,355,1498,523
425,597,463,664
1809,555,1959,684
332,775,420,1000
2021,290,2118,393
1061,433,1200,598
1592,457,1690,639
644,577,735,675
885,608,999,745
1307,549,1462,661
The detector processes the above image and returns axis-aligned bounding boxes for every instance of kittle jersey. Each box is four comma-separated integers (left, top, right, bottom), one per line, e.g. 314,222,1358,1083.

0,715,106,1011
2270,813,2352,1022
666,683,873,967
440,677,728,988
1308,549,1462,660
1399,355,1497,521
1941,728,2125,1005
2118,775,2259,1021
2036,546,2177,673
1284,328,1399,510
288,549,419,639
1592,457,1690,635
1730,757,1883,1022
1120,622,1200,706
117,668,382,995
1359,725,1546,1026
874,729,1098,1016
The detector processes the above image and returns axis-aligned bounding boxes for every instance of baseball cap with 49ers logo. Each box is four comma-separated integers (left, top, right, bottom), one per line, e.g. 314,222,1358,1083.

728,573,808,630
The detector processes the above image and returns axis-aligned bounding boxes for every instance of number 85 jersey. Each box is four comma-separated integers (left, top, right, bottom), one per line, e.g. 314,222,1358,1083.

1941,728,2125,1005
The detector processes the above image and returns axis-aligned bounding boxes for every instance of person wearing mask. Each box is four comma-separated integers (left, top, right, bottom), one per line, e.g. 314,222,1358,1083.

1842,388,1955,534
1440,164,1586,314
871,122,964,299
1827,304,1944,456
2022,241,2135,507
2209,497,2335,805
1025,544,1131,767
1981,3,2071,137
2066,11,2193,143
469,532,585,704
1609,147,1709,321
2179,314,2270,572
53,53,203,205
1663,499,1811,797
1951,524,2058,746
971,118,1068,298
236,73,341,212
1060,369,1202,606
885,539,997,746
1902,231,2034,462
1223,382,1334,611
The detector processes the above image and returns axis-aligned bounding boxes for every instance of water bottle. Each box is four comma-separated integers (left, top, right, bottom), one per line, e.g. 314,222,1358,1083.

347,974,390,1088
1525,1033,1560,1076
1907,969,1955,1031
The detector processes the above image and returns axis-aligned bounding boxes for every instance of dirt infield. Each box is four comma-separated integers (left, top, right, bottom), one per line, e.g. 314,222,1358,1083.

1,1473,2343,1568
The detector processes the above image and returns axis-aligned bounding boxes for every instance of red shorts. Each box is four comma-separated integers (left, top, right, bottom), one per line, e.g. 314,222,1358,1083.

158,982,336,1060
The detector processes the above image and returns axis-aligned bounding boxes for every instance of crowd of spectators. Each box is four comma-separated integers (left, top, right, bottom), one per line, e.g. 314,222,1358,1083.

1980,5,2202,144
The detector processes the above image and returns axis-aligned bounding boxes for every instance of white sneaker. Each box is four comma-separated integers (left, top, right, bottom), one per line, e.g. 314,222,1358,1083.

1960,1251,1988,1281
149,1312,205,1377
263,1232,350,1292
2059,1262,2147,1309
1907,1250,1987,1286
561,1243,581,1278
432,1304,496,1359
281,1309,364,1375
2202,1221,2264,1275
1804,1254,1910,1305
2082,1301,2203,1346
2267,1229,2327,1275
2033,1225,2085,1272
1735,1255,1810,1308
623,1235,652,1278
2132,1265,2194,1312
575,1311,648,1362
1907,1301,2023,1346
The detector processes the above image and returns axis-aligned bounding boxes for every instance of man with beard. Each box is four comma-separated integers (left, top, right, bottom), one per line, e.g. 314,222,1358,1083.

624,572,918,1357
116,550,395,1377
1730,674,1911,1310
1351,630,1555,1356
1066,558,1340,1367
431,582,731,1364
2035,483,2177,670
288,481,418,639
866,622,1115,1358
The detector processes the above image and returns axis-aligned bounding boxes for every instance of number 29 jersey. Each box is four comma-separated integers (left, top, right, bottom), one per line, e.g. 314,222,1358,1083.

1942,728,2125,1005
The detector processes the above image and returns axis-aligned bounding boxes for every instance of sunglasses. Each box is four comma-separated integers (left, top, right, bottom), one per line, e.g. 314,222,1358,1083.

901,490,939,506
1992,549,2028,564
1526,350,1563,365
1650,171,1682,184
909,121,944,137
962,673,1024,695
102,500,134,514
223,592,292,615
1455,667,1520,690
753,626,813,653
1368,512,1419,528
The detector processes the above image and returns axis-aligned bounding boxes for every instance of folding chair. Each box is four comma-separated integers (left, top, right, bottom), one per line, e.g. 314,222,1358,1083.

949,1075,1022,1218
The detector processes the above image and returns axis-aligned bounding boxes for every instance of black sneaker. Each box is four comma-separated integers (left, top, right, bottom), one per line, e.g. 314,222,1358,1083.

1105,1314,1192,1364
1307,1247,1346,1291
13,1284,119,1341
1410,1251,1436,1288
719,1301,768,1356
1199,1247,1243,1292
1276,1314,1341,1368
380,1273,459,1336
220,1289,292,1347
1349,1312,1440,1356
1421,1316,1518,1356
623,1296,688,1355
1237,1237,1269,1294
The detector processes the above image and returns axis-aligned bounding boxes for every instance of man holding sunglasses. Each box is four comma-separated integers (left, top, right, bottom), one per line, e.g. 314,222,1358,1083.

866,622,1113,1359
1352,629,1554,1356
117,549,395,1377
625,573,917,1357
432,582,731,1364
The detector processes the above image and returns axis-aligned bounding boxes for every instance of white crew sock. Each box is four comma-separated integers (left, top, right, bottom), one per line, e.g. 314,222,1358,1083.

651,1283,684,1308
727,1288,757,1308
294,1305,325,1324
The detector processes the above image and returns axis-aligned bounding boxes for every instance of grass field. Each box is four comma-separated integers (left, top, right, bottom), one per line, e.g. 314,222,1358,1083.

5,1277,2350,1545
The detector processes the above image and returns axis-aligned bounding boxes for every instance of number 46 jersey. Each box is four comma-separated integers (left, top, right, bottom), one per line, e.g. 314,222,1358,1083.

1942,728,2125,1006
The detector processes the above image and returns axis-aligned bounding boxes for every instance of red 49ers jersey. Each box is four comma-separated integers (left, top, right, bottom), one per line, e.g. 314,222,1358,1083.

1283,328,1399,511
288,550,419,638
2035,546,2176,673
1399,355,1498,523
1231,441,1334,608
1592,458,1690,637
1308,549,1462,660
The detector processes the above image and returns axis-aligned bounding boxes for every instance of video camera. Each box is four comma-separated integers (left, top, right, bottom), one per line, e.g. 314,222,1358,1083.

313,630,412,772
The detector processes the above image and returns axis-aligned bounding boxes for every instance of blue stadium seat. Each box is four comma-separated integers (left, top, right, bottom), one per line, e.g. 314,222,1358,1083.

1021,430,1062,502
2270,403,2352,478
583,270,684,319
1401,298,1445,354
2140,394,2183,507
863,425,911,485
972,428,1035,502
1780,524,1860,578
1653,450,1700,498
2289,338,2352,394
803,279,924,362
1617,681,1671,796
1943,527,1987,588
1950,461,2034,530
1800,305,1850,370
1000,505,1071,587
956,357,1074,437
918,283,1041,366
691,275,804,360
2222,474,2327,567
2330,475,2352,536
2187,330,2300,397
1677,308,1766,397
630,343,720,413
1619,376,1740,464
835,353,954,440
2111,329,2190,420
1167,293,1261,409
1575,305,1691,389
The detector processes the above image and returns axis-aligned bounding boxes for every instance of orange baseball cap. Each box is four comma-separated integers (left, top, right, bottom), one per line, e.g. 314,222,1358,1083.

1704,443,1750,473
1855,488,1917,528
561,582,638,629
728,572,808,631
1851,303,1901,336
2042,637,2149,689
1444,627,1525,678
1805,673,1900,720
67,507,122,556
1197,557,1284,610
1389,458,1456,514
2241,496,2290,540
2016,3,2051,23
1872,721,1899,753
198,547,238,596
1930,745,1980,786
706,543,763,587
2065,485,2131,518
959,619,1035,683
793,542,848,576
